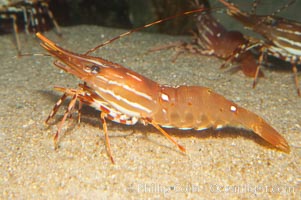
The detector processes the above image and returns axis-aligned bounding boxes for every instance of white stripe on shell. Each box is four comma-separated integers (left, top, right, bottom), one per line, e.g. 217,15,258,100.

274,36,301,56
97,87,152,116
276,27,301,36
95,75,153,101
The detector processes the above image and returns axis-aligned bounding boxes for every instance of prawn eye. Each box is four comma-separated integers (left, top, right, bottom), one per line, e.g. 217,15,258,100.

265,16,277,26
91,65,100,74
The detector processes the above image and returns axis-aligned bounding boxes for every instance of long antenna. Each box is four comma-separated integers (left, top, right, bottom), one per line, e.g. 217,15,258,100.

270,0,296,17
84,6,221,55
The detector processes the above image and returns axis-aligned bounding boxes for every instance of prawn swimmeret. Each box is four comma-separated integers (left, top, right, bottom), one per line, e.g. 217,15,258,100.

36,32,290,163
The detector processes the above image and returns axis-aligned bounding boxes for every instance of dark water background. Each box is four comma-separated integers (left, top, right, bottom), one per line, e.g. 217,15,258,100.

2,0,301,36
48,0,301,34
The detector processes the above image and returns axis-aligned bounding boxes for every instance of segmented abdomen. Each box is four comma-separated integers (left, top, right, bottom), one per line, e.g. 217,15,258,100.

153,85,240,130
152,85,289,152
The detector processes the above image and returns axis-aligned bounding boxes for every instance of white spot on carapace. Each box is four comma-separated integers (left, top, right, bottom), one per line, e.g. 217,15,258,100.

217,32,221,37
230,105,237,112
161,93,169,101
216,124,223,129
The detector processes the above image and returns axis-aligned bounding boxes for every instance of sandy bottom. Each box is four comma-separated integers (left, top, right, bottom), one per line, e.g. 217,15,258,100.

0,25,300,199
